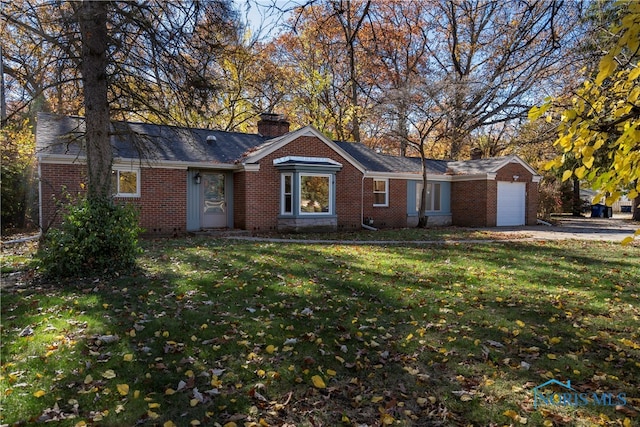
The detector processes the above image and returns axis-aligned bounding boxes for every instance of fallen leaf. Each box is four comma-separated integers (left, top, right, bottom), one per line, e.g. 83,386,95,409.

311,375,326,389
117,384,129,396
102,369,116,379
33,390,46,398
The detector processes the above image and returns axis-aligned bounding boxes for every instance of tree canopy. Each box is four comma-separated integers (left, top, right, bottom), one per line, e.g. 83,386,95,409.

530,0,639,242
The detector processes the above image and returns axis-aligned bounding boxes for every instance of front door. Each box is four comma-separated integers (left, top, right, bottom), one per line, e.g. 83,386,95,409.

201,172,227,228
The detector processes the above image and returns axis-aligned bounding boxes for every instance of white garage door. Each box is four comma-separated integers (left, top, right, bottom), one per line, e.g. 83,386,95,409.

497,182,526,226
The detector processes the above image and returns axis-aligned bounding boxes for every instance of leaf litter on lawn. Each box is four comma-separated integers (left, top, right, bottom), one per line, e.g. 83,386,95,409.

1,238,638,426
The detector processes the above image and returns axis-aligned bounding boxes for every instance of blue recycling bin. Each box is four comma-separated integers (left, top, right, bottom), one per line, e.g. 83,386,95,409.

591,204,605,218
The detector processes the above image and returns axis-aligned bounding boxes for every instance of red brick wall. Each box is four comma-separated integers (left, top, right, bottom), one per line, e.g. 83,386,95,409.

451,180,491,227
237,136,365,231
39,163,88,230
362,178,408,228
451,162,539,227
39,162,187,235
233,171,247,229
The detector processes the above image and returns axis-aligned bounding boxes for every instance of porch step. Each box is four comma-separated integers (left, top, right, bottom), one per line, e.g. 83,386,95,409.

192,229,251,238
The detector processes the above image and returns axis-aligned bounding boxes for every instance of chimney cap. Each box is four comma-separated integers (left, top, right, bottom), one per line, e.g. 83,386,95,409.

259,112,286,122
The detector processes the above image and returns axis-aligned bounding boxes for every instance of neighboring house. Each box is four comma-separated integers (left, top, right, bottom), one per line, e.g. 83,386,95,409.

36,112,541,235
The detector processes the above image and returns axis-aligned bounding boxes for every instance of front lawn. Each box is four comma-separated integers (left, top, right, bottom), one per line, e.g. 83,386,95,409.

1,238,639,426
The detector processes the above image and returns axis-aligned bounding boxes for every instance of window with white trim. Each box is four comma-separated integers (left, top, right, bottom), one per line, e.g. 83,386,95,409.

282,173,293,214
111,168,140,197
300,174,331,214
416,182,441,211
373,178,388,206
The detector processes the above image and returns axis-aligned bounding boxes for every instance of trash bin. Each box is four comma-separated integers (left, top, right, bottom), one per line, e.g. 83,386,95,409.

604,206,613,218
591,204,605,218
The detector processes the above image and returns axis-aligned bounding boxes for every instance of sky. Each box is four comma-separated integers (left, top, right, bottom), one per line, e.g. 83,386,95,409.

234,0,299,39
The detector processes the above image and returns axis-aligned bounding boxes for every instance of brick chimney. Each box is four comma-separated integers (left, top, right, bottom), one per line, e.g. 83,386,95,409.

257,113,290,138
470,147,483,160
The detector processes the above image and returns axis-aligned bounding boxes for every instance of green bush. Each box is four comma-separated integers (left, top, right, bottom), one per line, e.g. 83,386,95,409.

37,198,143,278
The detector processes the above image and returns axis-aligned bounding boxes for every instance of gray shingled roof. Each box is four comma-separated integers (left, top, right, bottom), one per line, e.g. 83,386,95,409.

37,113,535,177
36,113,266,164
334,141,449,174
446,156,519,175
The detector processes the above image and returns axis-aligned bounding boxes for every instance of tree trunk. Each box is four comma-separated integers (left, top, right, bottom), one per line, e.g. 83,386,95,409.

79,1,112,201
572,177,581,216
417,144,428,228
633,193,640,222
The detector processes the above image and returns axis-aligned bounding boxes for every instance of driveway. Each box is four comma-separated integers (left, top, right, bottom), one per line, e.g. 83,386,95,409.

485,214,638,242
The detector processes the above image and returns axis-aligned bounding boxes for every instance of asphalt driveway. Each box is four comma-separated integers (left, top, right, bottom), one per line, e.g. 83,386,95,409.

486,214,638,242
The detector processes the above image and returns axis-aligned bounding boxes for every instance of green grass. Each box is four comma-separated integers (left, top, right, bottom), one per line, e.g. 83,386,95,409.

1,237,639,426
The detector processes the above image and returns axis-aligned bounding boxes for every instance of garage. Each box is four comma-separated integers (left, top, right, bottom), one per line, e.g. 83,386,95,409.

497,182,526,226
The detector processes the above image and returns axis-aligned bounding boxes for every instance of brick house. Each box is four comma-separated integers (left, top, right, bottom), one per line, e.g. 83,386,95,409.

36,113,541,235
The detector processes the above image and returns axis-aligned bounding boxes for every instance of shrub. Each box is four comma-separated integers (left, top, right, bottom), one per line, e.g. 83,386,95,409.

37,198,142,278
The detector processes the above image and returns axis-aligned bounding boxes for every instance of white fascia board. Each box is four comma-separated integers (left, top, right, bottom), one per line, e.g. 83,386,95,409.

243,125,366,173
451,173,497,182
273,156,343,167
241,164,260,172
364,171,453,181
495,155,541,178
37,154,242,171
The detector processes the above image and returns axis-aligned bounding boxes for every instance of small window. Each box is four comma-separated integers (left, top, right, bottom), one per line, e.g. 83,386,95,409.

282,174,293,214
111,168,140,197
373,179,388,206
416,182,441,212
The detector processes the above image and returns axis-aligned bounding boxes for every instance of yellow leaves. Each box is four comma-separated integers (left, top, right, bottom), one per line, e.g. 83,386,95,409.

371,396,384,403
311,375,326,389
165,388,176,395
596,54,617,85
515,320,525,328
117,384,129,396
33,389,46,398
549,337,562,345
380,413,395,425
562,170,573,182
504,409,527,424
84,374,93,384
528,103,550,121
102,370,116,379
546,354,557,360
621,236,635,246
123,353,134,362
164,422,177,427
574,166,587,180
265,344,276,354
619,338,640,349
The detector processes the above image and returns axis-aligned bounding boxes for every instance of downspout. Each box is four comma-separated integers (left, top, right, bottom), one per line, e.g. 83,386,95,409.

361,172,377,231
